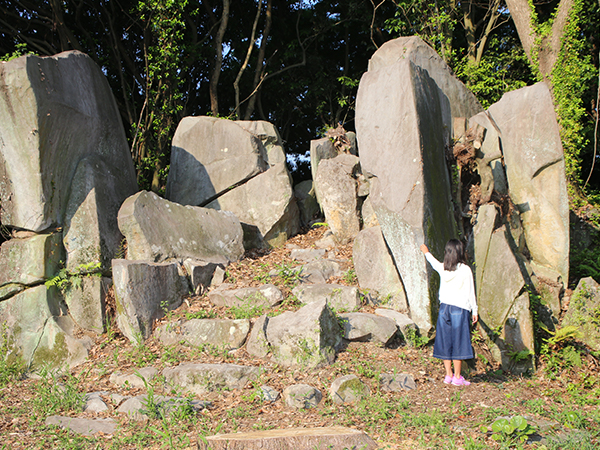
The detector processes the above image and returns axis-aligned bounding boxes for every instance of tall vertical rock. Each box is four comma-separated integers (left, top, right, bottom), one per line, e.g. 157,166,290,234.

486,83,569,283
0,51,137,233
356,55,456,333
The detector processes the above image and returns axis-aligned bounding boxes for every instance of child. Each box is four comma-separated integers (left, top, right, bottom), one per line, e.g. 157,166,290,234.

420,239,478,386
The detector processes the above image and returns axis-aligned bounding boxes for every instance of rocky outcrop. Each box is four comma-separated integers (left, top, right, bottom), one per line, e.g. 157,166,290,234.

356,51,456,333
338,312,397,345
330,375,370,404
208,284,284,308
294,180,320,226
282,384,322,409
118,191,244,264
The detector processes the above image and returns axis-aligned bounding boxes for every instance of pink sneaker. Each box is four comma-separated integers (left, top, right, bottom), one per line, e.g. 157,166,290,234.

451,376,471,386
444,375,453,384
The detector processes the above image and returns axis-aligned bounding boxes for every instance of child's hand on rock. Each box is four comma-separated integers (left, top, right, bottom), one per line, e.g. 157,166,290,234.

420,244,429,254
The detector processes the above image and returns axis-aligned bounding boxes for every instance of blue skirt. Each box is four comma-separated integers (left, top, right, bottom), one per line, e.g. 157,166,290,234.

433,303,474,360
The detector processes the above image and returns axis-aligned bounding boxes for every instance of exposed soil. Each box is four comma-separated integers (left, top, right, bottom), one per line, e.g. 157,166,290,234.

1,226,599,449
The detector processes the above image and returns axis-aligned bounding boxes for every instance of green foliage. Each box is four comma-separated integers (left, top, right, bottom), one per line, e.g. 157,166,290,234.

185,309,217,320
508,349,534,363
570,245,600,283
44,262,102,293
0,42,33,61
483,415,536,446
384,0,456,62
454,35,532,109
0,324,24,387
542,325,583,347
404,327,429,348
550,0,596,187
342,268,357,284
32,368,85,415
273,262,303,288
228,295,267,319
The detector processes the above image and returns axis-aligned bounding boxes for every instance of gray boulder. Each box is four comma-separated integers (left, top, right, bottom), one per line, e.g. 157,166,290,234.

290,248,326,262
368,36,482,126
473,205,534,372
112,259,187,342
207,162,299,248
0,232,63,299
118,190,244,264
379,373,417,391
314,154,361,245
162,363,260,395
292,284,360,312
199,427,377,450
0,50,136,233
183,259,221,295
266,299,341,367
356,53,457,333
246,315,270,358
63,154,137,272
165,116,267,207
63,276,110,334
486,82,569,283
155,318,250,349
110,367,160,389
353,226,408,312
0,285,91,370
310,137,338,182
562,278,600,351
282,384,322,409
235,120,286,166
45,416,118,437
294,180,321,226
330,374,370,404
374,308,418,341
83,392,110,413
208,284,283,309
260,385,280,402
338,312,397,345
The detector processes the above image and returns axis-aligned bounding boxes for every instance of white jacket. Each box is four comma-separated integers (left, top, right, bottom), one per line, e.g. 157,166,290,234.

425,252,478,316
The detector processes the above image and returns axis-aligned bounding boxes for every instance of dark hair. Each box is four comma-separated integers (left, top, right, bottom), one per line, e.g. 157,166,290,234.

443,239,466,271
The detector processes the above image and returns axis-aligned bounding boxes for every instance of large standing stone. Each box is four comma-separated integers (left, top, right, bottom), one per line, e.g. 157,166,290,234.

314,154,361,244
162,363,260,395
198,427,377,450
112,259,187,342
367,36,482,126
165,116,267,207
266,299,341,367
0,51,136,232
486,83,569,283
63,155,137,272
207,162,300,248
0,232,63,298
310,137,338,182
356,55,456,333
246,315,270,358
0,285,91,370
474,209,534,372
353,226,408,312
118,191,244,264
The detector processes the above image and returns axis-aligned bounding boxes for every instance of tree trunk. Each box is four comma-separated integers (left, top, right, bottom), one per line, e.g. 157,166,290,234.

210,0,230,116
505,0,575,82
